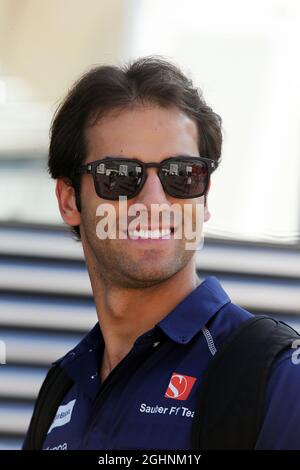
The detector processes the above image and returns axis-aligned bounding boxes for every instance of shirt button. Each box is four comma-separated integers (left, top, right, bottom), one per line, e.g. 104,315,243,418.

91,372,98,380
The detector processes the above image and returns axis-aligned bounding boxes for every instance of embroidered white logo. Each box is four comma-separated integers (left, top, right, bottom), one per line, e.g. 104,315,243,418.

47,399,76,434
45,442,68,450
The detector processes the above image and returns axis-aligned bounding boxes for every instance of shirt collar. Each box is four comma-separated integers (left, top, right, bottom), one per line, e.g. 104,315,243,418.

157,276,231,344
54,276,231,367
52,322,104,367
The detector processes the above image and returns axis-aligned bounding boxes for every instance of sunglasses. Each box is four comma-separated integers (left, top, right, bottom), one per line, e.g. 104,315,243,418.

75,156,216,200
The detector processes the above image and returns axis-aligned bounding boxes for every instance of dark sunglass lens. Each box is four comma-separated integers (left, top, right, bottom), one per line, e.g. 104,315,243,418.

160,159,208,197
95,160,143,199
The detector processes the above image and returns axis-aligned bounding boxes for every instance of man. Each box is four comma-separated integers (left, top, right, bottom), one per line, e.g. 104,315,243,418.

24,56,300,450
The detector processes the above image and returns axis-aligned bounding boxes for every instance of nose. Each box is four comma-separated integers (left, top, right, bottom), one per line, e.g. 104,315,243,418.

136,168,169,205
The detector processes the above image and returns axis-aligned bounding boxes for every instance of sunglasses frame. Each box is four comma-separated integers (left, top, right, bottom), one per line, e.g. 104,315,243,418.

75,155,216,200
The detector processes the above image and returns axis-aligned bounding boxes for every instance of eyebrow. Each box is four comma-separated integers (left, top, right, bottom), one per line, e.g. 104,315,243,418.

98,153,200,160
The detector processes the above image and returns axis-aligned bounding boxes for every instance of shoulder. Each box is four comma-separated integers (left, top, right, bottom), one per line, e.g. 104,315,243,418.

208,300,253,348
256,345,300,449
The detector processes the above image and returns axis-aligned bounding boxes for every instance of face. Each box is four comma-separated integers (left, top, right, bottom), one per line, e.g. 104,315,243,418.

58,105,211,288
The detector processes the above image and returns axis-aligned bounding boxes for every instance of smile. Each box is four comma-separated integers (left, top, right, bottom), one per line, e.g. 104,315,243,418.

128,228,173,239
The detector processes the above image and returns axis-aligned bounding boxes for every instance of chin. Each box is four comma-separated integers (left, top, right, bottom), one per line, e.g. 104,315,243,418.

127,266,179,285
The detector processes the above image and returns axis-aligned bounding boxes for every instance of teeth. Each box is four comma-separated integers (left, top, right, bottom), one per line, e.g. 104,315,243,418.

128,228,171,239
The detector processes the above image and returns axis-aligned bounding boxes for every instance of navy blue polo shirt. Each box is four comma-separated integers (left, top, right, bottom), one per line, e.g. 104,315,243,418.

32,276,300,450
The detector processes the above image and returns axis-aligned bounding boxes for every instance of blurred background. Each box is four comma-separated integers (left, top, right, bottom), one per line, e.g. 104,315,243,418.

0,0,299,450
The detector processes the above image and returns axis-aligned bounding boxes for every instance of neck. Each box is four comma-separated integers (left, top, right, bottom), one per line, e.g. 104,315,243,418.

85,253,201,381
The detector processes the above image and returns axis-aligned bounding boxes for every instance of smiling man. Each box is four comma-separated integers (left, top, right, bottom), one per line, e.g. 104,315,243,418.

23,56,300,450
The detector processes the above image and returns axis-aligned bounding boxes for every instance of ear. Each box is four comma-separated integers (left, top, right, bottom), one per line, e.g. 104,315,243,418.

55,179,81,227
204,180,211,223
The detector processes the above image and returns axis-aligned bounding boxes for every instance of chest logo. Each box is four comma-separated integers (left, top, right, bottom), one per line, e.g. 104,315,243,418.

47,399,76,434
165,373,197,400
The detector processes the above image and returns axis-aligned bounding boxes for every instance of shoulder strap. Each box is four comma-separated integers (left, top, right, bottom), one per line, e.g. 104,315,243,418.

23,364,74,450
192,315,300,450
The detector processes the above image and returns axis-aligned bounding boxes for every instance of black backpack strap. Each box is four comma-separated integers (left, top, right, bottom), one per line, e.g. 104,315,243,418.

23,364,74,450
192,315,300,450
